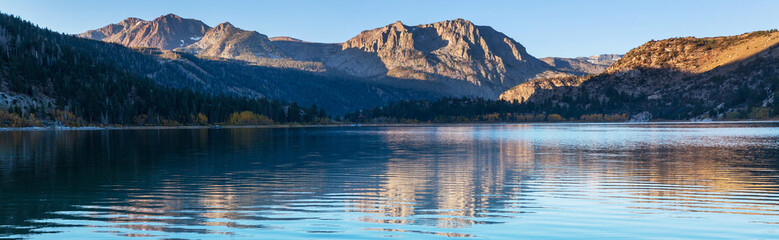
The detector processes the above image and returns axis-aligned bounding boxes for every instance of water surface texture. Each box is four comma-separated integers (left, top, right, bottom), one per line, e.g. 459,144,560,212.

1,123,779,239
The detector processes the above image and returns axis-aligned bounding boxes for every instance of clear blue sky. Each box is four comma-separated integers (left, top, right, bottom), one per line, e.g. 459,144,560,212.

1,0,777,58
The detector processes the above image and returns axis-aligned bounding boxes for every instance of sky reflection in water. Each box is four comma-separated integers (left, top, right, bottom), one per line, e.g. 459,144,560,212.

1,122,778,239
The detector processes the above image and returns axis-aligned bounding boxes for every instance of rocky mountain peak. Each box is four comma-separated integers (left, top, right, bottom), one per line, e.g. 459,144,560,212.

214,22,236,30
158,13,183,20
207,22,243,37
442,18,473,27
205,22,267,41
343,20,413,53
79,17,144,40
387,21,410,32
429,18,478,35
119,17,143,26
340,19,562,94
177,21,284,61
78,13,210,50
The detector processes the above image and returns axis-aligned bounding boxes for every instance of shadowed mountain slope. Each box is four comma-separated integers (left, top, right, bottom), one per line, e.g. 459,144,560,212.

500,30,779,120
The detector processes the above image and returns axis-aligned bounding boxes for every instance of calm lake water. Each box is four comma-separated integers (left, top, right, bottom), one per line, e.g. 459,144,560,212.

1,123,778,239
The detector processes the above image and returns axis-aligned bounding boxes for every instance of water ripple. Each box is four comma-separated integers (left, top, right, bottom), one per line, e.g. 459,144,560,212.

1,123,778,239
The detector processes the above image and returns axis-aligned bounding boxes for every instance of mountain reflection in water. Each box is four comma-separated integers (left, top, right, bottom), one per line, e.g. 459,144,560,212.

1,123,778,239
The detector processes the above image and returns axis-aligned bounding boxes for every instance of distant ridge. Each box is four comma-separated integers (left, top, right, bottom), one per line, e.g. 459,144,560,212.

540,54,623,75
270,36,306,42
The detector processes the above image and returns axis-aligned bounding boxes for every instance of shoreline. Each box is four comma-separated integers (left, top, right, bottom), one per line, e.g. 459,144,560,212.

1,120,778,131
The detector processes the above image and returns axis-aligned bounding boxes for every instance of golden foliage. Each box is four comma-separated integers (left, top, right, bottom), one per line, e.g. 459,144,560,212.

191,113,209,125
0,110,41,127
161,118,181,126
53,110,84,127
547,114,564,122
227,111,274,125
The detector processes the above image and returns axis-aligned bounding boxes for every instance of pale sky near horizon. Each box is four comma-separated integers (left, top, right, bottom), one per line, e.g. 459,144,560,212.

1,0,777,58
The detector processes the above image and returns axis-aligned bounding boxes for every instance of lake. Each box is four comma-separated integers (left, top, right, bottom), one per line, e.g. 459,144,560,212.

1,123,778,239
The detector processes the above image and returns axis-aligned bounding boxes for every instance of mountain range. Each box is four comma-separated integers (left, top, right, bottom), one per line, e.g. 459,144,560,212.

79,14,609,100
2,12,776,126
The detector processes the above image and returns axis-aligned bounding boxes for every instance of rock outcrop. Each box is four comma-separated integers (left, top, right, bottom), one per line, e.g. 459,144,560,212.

587,54,622,66
499,76,590,102
540,54,623,75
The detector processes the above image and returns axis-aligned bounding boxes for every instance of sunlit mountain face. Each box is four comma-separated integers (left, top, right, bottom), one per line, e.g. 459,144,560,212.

1,123,778,239
80,15,574,100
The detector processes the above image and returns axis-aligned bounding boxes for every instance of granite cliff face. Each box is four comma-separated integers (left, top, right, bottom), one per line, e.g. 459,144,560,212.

79,14,210,50
340,19,563,89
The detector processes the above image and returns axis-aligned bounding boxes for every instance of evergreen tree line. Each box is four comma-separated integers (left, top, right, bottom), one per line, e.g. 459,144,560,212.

349,55,779,123
344,97,630,123
345,86,778,124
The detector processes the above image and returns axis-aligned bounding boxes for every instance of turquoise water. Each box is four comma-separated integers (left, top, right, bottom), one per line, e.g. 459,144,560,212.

1,123,778,239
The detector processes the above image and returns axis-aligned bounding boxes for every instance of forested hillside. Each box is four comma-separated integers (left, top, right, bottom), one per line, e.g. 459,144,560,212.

499,30,779,121
0,13,324,127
